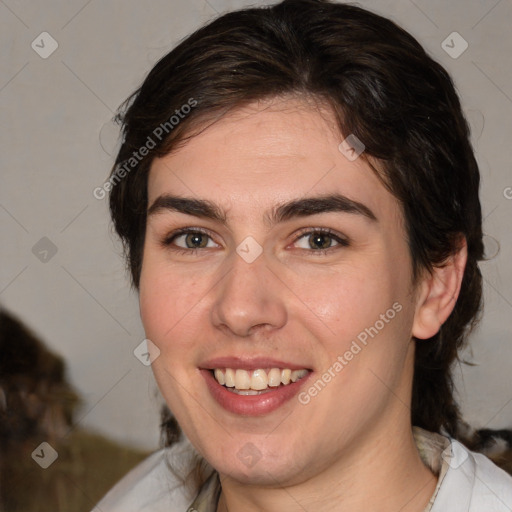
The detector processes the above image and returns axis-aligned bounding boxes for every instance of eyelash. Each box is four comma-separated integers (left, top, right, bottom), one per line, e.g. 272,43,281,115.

161,227,349,256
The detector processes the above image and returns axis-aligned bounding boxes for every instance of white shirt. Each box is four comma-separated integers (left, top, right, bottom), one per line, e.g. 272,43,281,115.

93,428,512,512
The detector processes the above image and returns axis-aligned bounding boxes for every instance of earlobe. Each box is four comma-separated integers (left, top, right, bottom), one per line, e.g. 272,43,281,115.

412,238,468,340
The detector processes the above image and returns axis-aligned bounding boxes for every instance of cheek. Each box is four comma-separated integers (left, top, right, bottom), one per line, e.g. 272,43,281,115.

139,250,201,335
139,266,202,405
295,256,414,385
139,258,187,358
293,262,397,339
139,270,169,341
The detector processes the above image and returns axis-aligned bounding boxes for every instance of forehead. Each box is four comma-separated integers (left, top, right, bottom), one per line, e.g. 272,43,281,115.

147,97,401,227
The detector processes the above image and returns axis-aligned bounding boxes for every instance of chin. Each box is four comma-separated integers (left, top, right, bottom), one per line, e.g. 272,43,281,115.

216,460,296,486
206,442,309,487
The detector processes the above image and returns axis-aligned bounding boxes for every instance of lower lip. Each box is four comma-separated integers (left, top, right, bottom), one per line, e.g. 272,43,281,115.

200,369,311,416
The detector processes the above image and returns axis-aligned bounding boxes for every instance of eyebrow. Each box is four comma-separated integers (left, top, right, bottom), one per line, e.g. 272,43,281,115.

147,193,377,226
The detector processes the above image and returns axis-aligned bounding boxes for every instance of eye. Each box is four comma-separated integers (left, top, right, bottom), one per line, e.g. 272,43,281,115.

292,229,349,253
162,228,219,252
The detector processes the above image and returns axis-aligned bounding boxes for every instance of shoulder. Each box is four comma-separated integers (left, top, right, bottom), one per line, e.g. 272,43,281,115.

433,436,512,511
91,440,198,512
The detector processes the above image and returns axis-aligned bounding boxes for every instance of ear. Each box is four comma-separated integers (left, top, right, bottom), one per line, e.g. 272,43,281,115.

412,237,468,340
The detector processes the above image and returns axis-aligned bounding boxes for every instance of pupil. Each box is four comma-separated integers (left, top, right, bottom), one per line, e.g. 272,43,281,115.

187,233,205,248
311,234,330,249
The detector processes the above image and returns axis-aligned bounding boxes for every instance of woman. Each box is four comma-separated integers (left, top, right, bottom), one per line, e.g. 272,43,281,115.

94,0,512,510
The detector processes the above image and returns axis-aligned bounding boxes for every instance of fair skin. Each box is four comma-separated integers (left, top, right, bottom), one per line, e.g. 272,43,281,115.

139,97,467,512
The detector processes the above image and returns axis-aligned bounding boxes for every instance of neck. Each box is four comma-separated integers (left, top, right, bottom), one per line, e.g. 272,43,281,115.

216,421,438,512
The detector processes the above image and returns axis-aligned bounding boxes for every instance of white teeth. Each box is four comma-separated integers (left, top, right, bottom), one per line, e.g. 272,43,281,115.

267,368,281,387
231,389,264,395
212,367,309,390
291,369,308,382
235,369,251,390
251,369,268,390
214,369,225,386
225,368,236,388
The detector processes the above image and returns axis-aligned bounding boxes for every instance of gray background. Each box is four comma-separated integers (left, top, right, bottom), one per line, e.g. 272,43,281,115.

1,0,511,451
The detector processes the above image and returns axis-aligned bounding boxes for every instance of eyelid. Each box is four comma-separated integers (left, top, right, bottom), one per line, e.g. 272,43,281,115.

161,226,219,249
290,227,350,249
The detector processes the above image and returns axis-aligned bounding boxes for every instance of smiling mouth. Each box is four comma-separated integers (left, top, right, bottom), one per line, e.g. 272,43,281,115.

211,367,310,394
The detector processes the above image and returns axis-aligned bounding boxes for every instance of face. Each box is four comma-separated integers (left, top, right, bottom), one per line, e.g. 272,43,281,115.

140,98,420,486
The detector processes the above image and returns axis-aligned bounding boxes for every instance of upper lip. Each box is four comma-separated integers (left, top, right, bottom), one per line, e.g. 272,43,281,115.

199,356,312,371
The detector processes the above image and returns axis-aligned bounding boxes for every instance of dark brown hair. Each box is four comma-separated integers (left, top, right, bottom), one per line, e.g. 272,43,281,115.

109,0,483,446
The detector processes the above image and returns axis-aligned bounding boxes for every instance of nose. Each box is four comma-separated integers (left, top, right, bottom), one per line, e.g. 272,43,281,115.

210,250,287,338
